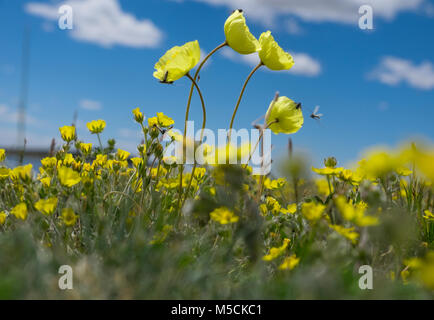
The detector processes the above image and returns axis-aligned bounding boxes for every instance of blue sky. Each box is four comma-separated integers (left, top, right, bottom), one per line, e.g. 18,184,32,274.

0,0,433,167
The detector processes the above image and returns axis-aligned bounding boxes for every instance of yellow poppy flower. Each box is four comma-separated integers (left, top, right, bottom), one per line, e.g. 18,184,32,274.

132,107,144,123
210,207,239,225
265,96,304,134
58,166,81,187
35,197,58,215
224,9,260,54
11,202,28,220
259,31,294,71
0,148,5,162
61,208,78,227
153,40,201,83
87,120,106,134
279,254,300,270
59,125,76,142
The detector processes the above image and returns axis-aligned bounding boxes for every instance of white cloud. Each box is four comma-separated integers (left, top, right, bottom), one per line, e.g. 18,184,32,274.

0,104,40,125
220,47,321,77
369,57,434,90
25,0,164,48
189,0,425,25
79,99,102,111
285,19,304,35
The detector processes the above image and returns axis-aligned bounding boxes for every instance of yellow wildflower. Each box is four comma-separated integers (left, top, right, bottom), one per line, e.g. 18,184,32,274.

423,210,434,221
35,197,58,215
11,203,27,220
59,125,76,142
335,196,379,227
157,112,174,127
210,207,239,225
132,107,144,123
0,167,10,180
0,148,5,162
10,164,32,182
281,203,297,215
279,254,300,270
263,238,290,261
58,166,81,187
329,224,359,244
117,149,130,161
301,202,325,221
87,119,106,134
0,211,6,225
80,143,92,155
61,208,78,227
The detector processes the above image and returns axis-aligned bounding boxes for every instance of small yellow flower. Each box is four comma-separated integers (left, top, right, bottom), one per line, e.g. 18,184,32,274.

10,164,33,182
265,96,303,134
87,119,106,134
329,224,359,244
281,203,297,215
193,167,206,180
40,176,51,187
423,210,434,221
153,40,201,83
132,107,144,123
157,112,174,127
312,166,344,176
0,211,6,225
131,157,143,168
0,167,10,180
335,196,379,227
0,148,5,162
279,254,300,270
210,207,239,225
61,208,78,227
148,117,158,127
264,177,286,190
301,202,325,221
79,143,92,155
59,125,76,142
11,202,27,220
263,238,290,261
224,9,260,55
41,157,57,168
117,149,130,161
58,166,81,187
35,197,58,215
259,31,294,71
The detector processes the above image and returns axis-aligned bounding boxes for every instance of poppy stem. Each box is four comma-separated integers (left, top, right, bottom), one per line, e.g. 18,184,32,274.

228,61,263,141
181,73,207,209
178,41,228,211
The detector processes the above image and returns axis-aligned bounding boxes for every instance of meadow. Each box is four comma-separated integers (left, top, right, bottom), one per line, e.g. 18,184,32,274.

0,10,433,299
